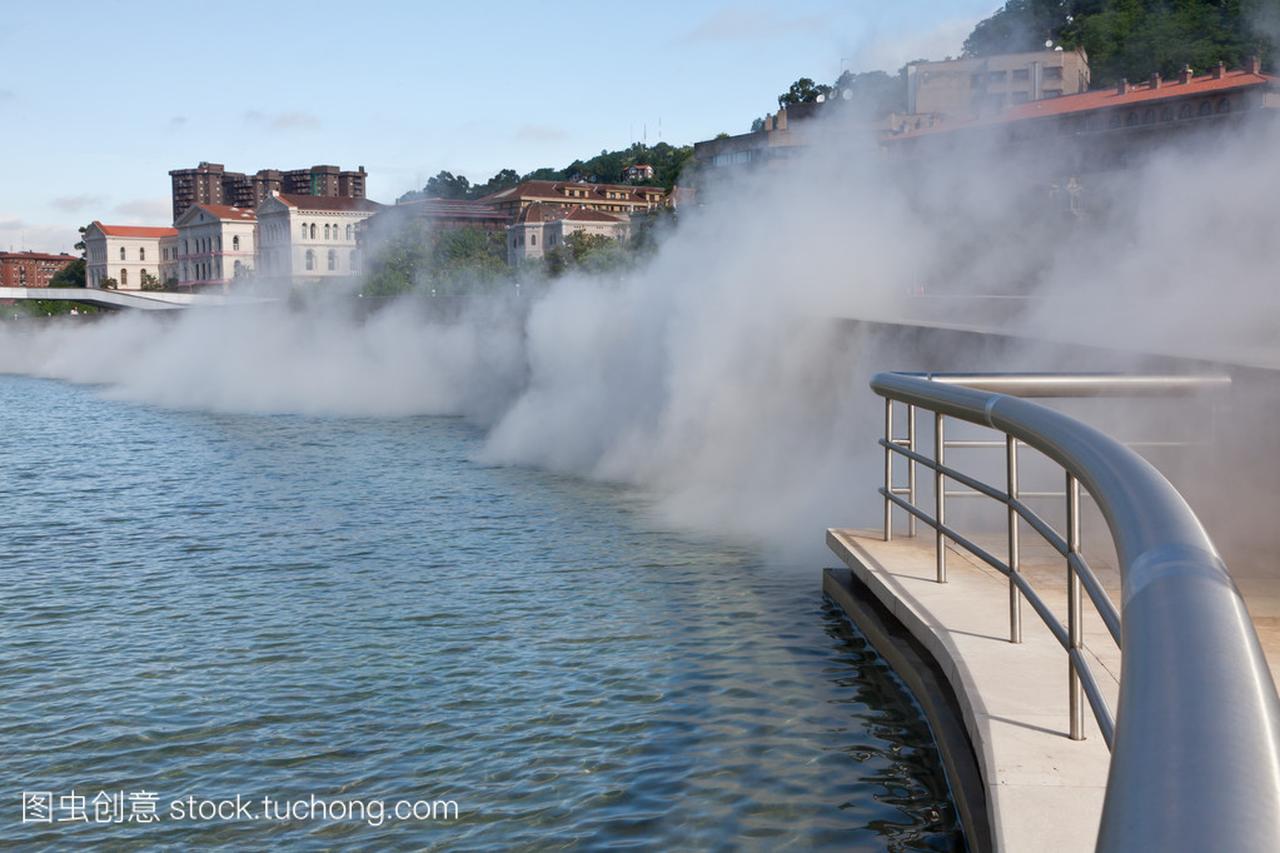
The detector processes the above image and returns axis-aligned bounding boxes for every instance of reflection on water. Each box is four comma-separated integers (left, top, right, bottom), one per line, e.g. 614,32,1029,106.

0,375,961,849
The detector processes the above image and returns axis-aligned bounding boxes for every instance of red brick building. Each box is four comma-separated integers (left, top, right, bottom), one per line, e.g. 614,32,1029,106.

0,251,77,288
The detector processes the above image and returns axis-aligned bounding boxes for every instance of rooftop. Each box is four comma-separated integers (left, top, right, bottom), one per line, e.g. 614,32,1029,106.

92,222,179,238
275,193,382,213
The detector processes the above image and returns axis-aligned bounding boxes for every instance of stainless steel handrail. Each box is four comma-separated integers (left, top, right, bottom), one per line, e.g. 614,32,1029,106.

871,371,1280,852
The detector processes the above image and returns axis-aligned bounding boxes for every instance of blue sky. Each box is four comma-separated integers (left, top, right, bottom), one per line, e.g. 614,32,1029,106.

0,0,996,252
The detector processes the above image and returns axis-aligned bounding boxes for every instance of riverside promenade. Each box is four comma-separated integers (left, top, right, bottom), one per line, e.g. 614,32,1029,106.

826,372,1280,853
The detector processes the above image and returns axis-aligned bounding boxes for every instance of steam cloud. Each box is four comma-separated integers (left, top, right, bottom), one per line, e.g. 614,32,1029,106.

3,102,1278,562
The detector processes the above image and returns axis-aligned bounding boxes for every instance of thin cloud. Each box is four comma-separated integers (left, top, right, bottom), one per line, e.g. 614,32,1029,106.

0,89,13,101
851,17,980,72
113,198,172,220
0,217,75,253
169,115,188,128
244,109,322,130
680,6,827,43
51,194,106,213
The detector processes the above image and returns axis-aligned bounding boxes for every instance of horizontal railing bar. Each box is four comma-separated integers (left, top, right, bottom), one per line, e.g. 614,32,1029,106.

890,486,911,495
879,438,1007,503
947,438,1204,451
945,439,1012,448
1070,646,1117,750
1008,565,1072,650
880,488,1071,649
1009,497,1068,555
1071,553,1122,647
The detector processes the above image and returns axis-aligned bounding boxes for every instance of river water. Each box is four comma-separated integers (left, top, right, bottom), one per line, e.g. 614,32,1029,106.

1,374,961,849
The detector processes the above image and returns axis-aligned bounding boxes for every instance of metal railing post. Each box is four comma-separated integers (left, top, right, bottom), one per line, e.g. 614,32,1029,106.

907,405,917,537
935,412,946,583
1007,434,1023,644
883,398,893,542
1067,472,1084,740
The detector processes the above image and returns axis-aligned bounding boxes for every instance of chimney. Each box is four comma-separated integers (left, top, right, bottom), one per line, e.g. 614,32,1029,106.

1117,78,1130,95
763,113,774,132
1149,72,1161,89
1213,61,1226,79
1248,55,1262,75
776,108,788,131
1179,64,1193,84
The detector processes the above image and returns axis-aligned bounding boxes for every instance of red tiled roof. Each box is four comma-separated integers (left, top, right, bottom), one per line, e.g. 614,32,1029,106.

563,207,625,223
193,203,257,221
481,180,665,204
275,193,382,213
0,251,76,261
891,68,1275,140
93,221,178,238
397,198,506,219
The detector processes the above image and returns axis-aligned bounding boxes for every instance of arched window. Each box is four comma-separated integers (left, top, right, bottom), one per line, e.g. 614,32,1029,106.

184,239,189,254
1142,109,1155,124
1199,100,1213,116
324,224,330,240
310,223,317,239
1125,111,1139,126
305,249,314,271
140,247,146,261
346,224,353,240
120,246,126,260
301,222,308,239
1160,106,1173,122
1109,113,1122,128
233,235,240,251
327,249,336,271
120,268,128,286
233,260,243,277
349,250,357,270
1216,97,1231,114
1179,103,1194,119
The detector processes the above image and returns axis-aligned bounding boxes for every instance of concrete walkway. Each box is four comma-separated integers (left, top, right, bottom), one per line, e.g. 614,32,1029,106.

827,528,1120,853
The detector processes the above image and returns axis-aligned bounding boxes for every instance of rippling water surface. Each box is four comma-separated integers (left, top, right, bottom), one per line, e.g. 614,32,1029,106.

1,375,960,849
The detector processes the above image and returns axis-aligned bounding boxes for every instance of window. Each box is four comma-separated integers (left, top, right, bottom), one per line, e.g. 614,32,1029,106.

120,268,128,286
1043,66,1064,80
305,249,314,271
301,222,308,239
184,239,189,254
1161,106,1174,122
233,235,240,251
1216,97,1231,114
324,224,330,240
346,224,353,240
310,223,317,239
140,247,146,261
988,70,1006,83
349,250,357,270
327,249,336,271
1179,103,1194,119
1125,111,1139,126
1199,100,1213,116
120,246,126,260
1012,68,1029,82
531,233,537,246
1142,109,1155,124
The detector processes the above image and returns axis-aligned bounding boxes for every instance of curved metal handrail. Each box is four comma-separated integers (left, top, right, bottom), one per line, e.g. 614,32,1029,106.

871,371,1280,852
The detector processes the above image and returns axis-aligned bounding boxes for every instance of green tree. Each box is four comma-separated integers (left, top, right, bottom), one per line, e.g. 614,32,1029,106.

49,258,86,288
778,77,832,107
100,276,118,290
833,69,908,116
544,231,626,277
425,170,472,199
140,270,164,291
469,168,521,198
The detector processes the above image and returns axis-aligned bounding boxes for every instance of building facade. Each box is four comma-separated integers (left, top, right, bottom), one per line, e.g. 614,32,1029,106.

507,203,630,265
886,59,1278,168
480,180,667,220
256,193,381,281
83,222,178,289
622,163,655,182
905,47,1091,120
169,161,368,220
173,204,258,288
0,251,77,288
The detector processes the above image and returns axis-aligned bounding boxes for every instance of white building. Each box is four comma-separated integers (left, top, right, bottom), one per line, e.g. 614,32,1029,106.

83,221,178,289
507,203,630,265
173,203,258,288
256,192,381,281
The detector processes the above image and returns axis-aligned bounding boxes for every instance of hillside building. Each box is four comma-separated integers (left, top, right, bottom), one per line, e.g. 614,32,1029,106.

83,222,178,289
507,203,630,265
169,162,367,220
480,180,667,220
173,204,258,288
0,251,77,288
905,47,1091,120
256,192,382,281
